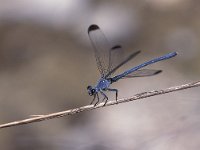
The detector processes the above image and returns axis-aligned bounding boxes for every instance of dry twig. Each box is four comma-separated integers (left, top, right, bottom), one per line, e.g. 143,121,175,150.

0,80,200,129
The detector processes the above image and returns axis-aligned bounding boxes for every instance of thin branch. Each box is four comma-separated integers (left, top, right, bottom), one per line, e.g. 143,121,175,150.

0,80,200,129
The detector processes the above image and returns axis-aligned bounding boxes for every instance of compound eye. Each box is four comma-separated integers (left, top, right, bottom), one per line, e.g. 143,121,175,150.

87,86,91,90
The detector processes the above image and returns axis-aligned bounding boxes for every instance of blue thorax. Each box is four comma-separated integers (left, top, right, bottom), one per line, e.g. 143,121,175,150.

95,78,111,92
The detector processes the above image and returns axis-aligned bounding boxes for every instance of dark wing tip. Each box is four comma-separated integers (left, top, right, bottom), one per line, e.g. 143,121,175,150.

88,24,100,33
155,70,162,75
111,45,122,50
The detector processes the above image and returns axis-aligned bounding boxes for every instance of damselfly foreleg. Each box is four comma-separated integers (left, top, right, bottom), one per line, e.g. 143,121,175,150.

94,93,100,106
90,93,96,105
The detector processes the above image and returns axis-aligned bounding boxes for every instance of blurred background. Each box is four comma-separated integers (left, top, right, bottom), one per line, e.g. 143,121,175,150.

0,0,200,149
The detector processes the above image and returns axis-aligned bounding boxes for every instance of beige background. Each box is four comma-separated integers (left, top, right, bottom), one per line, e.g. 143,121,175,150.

0,0,200,149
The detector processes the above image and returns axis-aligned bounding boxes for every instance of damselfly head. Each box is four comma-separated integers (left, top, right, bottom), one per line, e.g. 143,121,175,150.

87,86,95,96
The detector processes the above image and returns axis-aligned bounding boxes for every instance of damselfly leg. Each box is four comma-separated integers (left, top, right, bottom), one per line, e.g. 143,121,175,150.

107,88,118,103
100,91,108,106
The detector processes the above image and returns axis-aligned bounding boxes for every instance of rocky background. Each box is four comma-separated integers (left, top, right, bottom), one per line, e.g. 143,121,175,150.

0,0,200,149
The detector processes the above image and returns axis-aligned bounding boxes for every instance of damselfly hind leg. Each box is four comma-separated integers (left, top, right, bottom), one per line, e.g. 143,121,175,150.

107,88,118,103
